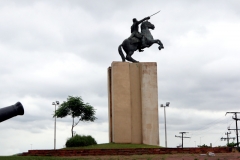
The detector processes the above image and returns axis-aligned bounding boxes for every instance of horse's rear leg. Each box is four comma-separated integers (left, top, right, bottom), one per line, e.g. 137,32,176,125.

126,51,139,63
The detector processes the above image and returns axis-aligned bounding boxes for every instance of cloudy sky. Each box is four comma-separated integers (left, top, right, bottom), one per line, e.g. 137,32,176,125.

0,0,240,155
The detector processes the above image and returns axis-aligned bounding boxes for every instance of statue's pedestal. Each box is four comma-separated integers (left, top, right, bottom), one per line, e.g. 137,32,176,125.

108,62,159,145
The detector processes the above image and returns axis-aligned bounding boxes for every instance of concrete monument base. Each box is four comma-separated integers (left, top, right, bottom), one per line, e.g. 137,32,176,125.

108,62,159,146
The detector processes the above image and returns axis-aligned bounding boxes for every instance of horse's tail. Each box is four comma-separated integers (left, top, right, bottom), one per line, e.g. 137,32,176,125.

118,44,125,62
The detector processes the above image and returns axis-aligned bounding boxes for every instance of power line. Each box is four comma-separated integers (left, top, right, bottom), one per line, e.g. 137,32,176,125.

183,116,231,146
192,118,229,135
168,113,238,147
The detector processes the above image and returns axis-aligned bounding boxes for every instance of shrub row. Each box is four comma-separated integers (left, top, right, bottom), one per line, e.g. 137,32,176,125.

66,134,97,147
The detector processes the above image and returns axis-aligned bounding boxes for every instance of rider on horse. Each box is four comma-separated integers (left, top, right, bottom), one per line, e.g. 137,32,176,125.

118,12,163,63
129,16,150,52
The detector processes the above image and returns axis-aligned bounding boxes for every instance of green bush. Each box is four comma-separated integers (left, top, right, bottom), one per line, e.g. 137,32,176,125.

227,142,239,148
65,134,97,147
199,144,210,148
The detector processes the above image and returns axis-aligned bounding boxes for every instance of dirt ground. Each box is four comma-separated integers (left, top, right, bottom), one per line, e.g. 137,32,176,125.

68,152,240,160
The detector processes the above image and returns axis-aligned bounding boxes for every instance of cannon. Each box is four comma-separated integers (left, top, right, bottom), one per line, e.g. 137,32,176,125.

0,102,24,122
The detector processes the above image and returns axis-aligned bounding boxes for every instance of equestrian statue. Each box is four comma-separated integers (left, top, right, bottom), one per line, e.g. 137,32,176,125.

118,11,164,63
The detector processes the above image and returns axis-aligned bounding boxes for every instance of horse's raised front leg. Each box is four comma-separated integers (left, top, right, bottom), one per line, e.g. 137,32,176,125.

156,39,164,50
149,39,164,49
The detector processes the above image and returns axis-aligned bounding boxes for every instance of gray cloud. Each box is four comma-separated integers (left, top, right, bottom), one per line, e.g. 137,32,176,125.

0,0,240,155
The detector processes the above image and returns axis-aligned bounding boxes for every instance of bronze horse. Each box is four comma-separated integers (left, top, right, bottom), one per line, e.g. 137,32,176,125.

118,21,164,63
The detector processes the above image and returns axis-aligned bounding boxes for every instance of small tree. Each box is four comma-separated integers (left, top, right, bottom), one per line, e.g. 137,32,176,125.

53,96,97,137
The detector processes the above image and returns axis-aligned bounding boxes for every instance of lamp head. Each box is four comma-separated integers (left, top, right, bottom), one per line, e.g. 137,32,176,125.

166,102,170,106
52,102,55,105
56,101,59,105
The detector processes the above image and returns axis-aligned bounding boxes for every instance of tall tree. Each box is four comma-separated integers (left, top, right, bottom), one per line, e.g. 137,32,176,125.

53,96,97,137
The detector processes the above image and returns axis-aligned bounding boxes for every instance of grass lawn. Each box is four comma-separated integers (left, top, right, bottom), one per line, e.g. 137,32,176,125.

62,143,161,150
0,157,78,160
0,143,162,160
0,155,157,160
1,153,238,160
0,144,235,159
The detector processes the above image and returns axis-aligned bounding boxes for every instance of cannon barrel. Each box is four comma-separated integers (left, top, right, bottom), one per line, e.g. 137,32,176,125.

0,102,24,122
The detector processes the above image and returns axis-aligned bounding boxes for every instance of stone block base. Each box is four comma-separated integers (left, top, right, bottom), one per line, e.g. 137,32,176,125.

108,62,159,145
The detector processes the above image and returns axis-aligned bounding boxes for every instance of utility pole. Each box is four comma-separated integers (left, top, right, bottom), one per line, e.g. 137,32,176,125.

226,112,240,147
175,132,190,148
160,102,170,148
221,131,235,145
52,101,59,150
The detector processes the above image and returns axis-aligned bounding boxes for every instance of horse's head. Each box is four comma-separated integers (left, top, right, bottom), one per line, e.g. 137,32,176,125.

141,21,155,30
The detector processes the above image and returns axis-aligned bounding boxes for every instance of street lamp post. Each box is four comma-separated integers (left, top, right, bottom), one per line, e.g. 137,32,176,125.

160,102,170,148
200,137,201,146
52,101,59,150
200,136,204,146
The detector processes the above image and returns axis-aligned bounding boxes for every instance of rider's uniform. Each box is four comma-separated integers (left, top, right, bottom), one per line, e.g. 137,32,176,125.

131,23,143,42
129,17,149,44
